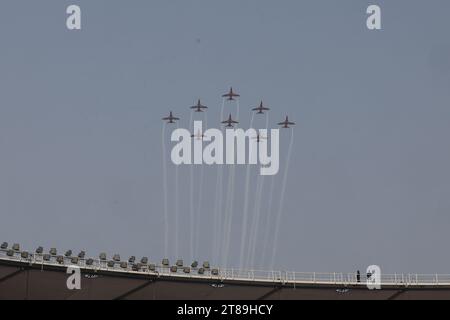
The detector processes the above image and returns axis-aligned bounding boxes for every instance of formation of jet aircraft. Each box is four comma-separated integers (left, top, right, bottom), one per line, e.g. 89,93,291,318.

162,88,295,131
190,100,208,112
252,101,270,114
162,111,180,124
252,133,267,143
277,116,296,129
222,87,240,101
221,114,239,128
191,129,207,140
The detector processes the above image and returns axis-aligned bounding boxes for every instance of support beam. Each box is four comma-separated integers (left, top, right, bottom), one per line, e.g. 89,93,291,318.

388,289,407,300
258,286,282,300
0,268,24,284
113,280,155,300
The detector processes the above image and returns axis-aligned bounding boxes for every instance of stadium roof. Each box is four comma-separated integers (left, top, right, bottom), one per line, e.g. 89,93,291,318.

1,246,450,300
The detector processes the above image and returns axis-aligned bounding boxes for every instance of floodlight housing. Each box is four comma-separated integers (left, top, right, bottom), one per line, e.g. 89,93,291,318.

12,243,20,251
1,242,8,250
36,247,43,254
99,253,107,261
176,259,183,267
50,248,57,256
21,251,29,259
162,258,169,267
141,257,148,264
65,250,72,257
113,254,121,262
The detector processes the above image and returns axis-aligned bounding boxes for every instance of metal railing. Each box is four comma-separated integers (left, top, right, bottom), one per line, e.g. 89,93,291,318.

1,249,449,287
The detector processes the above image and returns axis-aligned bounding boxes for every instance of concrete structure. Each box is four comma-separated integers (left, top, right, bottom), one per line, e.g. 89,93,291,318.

1,247,450,300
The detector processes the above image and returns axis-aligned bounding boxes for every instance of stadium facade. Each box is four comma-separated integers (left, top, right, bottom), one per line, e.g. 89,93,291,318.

1,245,450,300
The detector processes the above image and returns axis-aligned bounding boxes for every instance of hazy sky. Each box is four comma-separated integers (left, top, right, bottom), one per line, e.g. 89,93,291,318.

1,0,450,274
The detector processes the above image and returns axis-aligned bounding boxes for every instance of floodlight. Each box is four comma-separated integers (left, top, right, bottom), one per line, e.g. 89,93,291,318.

183,267,191,274
176,259,183,267
149,264,156,271
191,261,198,268
65,250,72,257
141,257,148,264
211,269,219,276
21,251,29,259
71,257,79,264
162,258,169,267
6,250,14,257
203,261,210,269
86,258,94,266
50,248,57,256
198,268,205,275
99,252,107,261
120,262,128,269
113,254,121,262
1,242,7,249
56,256,64,264
12,243,20,251
43,254,51,261
107,261,115,268
78,251,86,259
128,256,136,263
36,246,43,254
170,266,178,273
132,263,142,271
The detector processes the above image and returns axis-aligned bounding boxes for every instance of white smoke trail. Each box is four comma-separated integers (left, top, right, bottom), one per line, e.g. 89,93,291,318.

212,99,225,264
246,174,262,268
161,123,169,257
238,112,255,270
260,174,276,267
222,99,240,268
174,122,180,259
270,128,295,270
189,111,194,261
194,111,207,258
248,112,270,268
